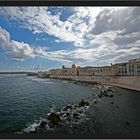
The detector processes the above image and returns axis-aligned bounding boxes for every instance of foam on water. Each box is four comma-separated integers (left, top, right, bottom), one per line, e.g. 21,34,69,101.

24,121,41,133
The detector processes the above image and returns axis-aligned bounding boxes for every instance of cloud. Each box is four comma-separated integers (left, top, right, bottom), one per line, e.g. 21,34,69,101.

0,7,85,47
0,27,35,61
9,40,35,61
0,27,10,48
0,7,140,67
0,7,126,47
0,27,85,64
88,7,140,64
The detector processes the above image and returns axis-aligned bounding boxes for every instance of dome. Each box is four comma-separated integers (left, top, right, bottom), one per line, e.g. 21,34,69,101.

71,64,76,68
62,65,65,69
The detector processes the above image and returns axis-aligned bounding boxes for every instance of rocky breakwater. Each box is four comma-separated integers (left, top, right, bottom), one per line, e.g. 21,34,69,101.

18,99,90,134
17,84,116,134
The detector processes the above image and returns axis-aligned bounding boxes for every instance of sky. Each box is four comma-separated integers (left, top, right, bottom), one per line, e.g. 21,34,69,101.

0,7,140,72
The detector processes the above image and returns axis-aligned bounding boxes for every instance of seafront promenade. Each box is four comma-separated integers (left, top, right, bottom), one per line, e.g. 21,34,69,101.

46,75,140,91
37,58,140,91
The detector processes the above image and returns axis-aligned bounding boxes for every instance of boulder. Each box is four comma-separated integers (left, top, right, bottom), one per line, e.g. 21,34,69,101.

74,116,80,120
98,94,102,98
107,88,112,92
62,105,72,111
66,105,72,110
62,107,67,111
66,112,71,117
40,121,47,128
67,118,71,122
104,93,114,98
126,121,130,126
104,94,108,97
109,94,114,98
78,110,83,114
74,104,78,108
73,113,79,117
73,113,80,119
78,99,89,107
116,105,119,108
60,112,65,117
111,101,114,104
48,112,61,124
94,100,98,104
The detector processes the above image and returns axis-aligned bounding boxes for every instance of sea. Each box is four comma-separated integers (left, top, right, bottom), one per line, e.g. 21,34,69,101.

0,74,140,135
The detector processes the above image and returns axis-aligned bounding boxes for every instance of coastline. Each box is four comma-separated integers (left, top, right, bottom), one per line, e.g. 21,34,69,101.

37,75,140,92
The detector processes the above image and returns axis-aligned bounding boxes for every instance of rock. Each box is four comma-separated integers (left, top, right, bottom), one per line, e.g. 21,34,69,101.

74,104,78,108
73,113,79,117
85,101,90,106
104,93,114,98
109,94,114,98
104,90,107,94
40,121,47,128
126,121,130,126
94,100,98,104
62,107,67,111
116,105,119,108
67,118,71,122
111,101,114,104
62,105,72,111
48,112,61,124
48,122,55,128
60,112,65,116
104,94,108,97
66,105,72,110
66,112,70,117
75,116,80,120
30,131,37,133
78,99,89,107
78,110,83,114
73,113,80,119
98,94,102,98
107,88,112,92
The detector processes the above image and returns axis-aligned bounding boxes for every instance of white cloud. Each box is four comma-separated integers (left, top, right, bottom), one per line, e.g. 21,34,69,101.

9,40,35,61
0,27,10,48
0,7,140,67
0,7,127,47
0,27,35,61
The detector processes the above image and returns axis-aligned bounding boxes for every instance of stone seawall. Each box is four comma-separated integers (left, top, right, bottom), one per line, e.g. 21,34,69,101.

50,75,140,91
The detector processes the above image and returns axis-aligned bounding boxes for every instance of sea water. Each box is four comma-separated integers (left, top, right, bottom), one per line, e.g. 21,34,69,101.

0,74,140,134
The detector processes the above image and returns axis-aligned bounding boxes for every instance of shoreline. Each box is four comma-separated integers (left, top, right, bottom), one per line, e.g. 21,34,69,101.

109,83,140,92
43,76,140,92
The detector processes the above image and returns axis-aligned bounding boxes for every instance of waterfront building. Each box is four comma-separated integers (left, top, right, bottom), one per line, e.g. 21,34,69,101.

113,58,140,76
71,64,76,69
127,58,140,76
44,58,140,77
112,63,128,76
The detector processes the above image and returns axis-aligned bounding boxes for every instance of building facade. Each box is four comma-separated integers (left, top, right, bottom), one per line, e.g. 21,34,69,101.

44,58,140,77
